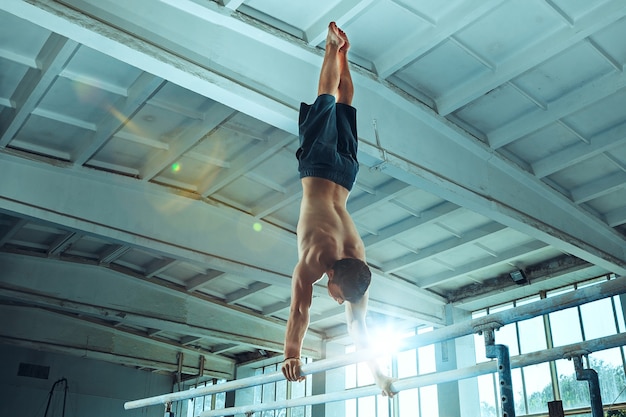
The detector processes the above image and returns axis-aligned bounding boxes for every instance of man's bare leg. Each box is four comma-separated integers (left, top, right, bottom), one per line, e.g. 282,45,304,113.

317,22,344,98
336,27,353,106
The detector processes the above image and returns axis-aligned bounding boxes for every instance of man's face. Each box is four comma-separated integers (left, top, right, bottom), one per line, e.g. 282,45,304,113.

327,281,345,305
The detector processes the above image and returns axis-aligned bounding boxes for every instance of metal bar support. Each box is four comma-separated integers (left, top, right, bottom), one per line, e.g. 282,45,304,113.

482,326,515,417
125,275,625,410
567,351,604,417
197,332,626,417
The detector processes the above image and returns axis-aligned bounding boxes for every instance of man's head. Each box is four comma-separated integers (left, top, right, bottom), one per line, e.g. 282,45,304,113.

327,258,371,304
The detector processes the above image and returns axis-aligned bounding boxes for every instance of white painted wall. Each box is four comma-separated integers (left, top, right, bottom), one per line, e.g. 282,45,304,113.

0,345,172,417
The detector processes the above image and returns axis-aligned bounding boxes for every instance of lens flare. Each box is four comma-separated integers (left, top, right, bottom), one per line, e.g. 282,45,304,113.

253,222,262,232
171,162,181,172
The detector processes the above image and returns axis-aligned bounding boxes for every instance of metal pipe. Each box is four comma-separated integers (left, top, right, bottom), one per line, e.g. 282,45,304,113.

572,355,604,417
198,332,626,417
484,329,515,417
125,275,625,410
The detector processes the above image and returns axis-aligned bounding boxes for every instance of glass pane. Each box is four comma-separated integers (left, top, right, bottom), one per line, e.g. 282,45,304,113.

292,379,306,398
262,381,275,417
276,379,287,401
550,308,583,346
397,349,417,379
418,344,436,374
377,395,390,417
420,385,438,416
590,348,626,405
345,363,357,389
518,316,547,353
216,392,225,409
475,333,488,363
523,362,553,414
194,396,204,416
494,323,519,356
398,388,419,417
357,361,375,386
263,382,275,402
346,399,356,416
187,400,194,417
555,359,590,409
580,298,617,340
358,396,376,417
511,367,525,415
490,302,514,313
478,373,498,417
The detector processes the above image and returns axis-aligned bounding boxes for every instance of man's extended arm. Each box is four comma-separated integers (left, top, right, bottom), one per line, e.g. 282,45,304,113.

345,290,395,397
282,261,314,382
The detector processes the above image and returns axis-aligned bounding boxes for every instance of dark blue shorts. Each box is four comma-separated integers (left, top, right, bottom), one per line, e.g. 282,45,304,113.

296,94,359,191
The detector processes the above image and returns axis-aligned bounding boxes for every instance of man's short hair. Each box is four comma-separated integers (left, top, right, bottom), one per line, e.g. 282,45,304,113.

331,258,371,303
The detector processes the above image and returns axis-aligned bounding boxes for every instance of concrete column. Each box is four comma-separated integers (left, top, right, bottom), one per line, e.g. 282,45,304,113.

436,304,480,417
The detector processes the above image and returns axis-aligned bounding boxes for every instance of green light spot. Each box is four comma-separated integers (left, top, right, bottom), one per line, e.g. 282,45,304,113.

171,162,181,172
253,222,262,232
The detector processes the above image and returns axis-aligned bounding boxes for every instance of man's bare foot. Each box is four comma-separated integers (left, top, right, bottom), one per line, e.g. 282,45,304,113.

326,22,345,50
337,26,350,53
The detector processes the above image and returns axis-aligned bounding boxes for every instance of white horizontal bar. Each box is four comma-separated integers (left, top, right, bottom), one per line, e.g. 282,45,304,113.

125,275,625,410
200,331,626,416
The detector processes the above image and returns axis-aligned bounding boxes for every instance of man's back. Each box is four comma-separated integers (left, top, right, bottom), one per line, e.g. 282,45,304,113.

297,177,365,284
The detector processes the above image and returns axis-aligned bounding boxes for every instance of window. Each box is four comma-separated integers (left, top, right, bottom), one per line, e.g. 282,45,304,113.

475,275,626,416
345,345,391,417
254,362,312,417
186,379,226,417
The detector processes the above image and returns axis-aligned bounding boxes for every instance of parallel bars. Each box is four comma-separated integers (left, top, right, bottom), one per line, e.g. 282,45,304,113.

125,275,625,411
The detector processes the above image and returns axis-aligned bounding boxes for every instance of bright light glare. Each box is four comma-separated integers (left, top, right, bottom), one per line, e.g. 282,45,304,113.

369,326,403,356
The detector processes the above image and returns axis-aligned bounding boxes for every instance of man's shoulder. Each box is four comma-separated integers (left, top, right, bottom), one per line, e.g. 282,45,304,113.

298,246,333,279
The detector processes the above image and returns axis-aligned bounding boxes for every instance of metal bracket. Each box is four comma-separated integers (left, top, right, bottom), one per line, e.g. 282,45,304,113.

473,319,504,335
164,401,174,417
370,119,388,172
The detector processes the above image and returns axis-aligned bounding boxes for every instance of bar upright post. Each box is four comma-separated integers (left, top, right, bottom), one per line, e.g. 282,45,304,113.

478,322,515,417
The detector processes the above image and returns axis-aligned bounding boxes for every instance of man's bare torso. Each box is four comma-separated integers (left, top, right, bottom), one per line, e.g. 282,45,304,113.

297,177,365,283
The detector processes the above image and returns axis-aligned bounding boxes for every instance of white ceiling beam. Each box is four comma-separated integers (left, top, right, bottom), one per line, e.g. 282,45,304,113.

145,258,178,278
0,33,79,147
416,240,549,289
304,0,375,47
0,305,233,377
198,132,295,196
436,0,626,116
488,70,626,149
140,105,237,180
0,45,37,67
348,180,412,214
225,282,271,304
0,253,323,357
0,217,27,247
186,270,225,292
382,222,508,273
571,171,626,204
4,0,625,277
47,231,81,257
606,207,626,228
73,73,164,166
362,202,459,250
375,0,505,79
532,123,626,178
251,179,301,219
261,300,291,316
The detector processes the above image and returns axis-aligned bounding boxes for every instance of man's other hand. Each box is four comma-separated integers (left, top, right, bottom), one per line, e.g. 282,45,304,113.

281,358,305,382
375,374,396,398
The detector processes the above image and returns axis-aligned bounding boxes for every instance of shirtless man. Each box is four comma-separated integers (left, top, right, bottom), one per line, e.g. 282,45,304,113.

281,22,394,397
